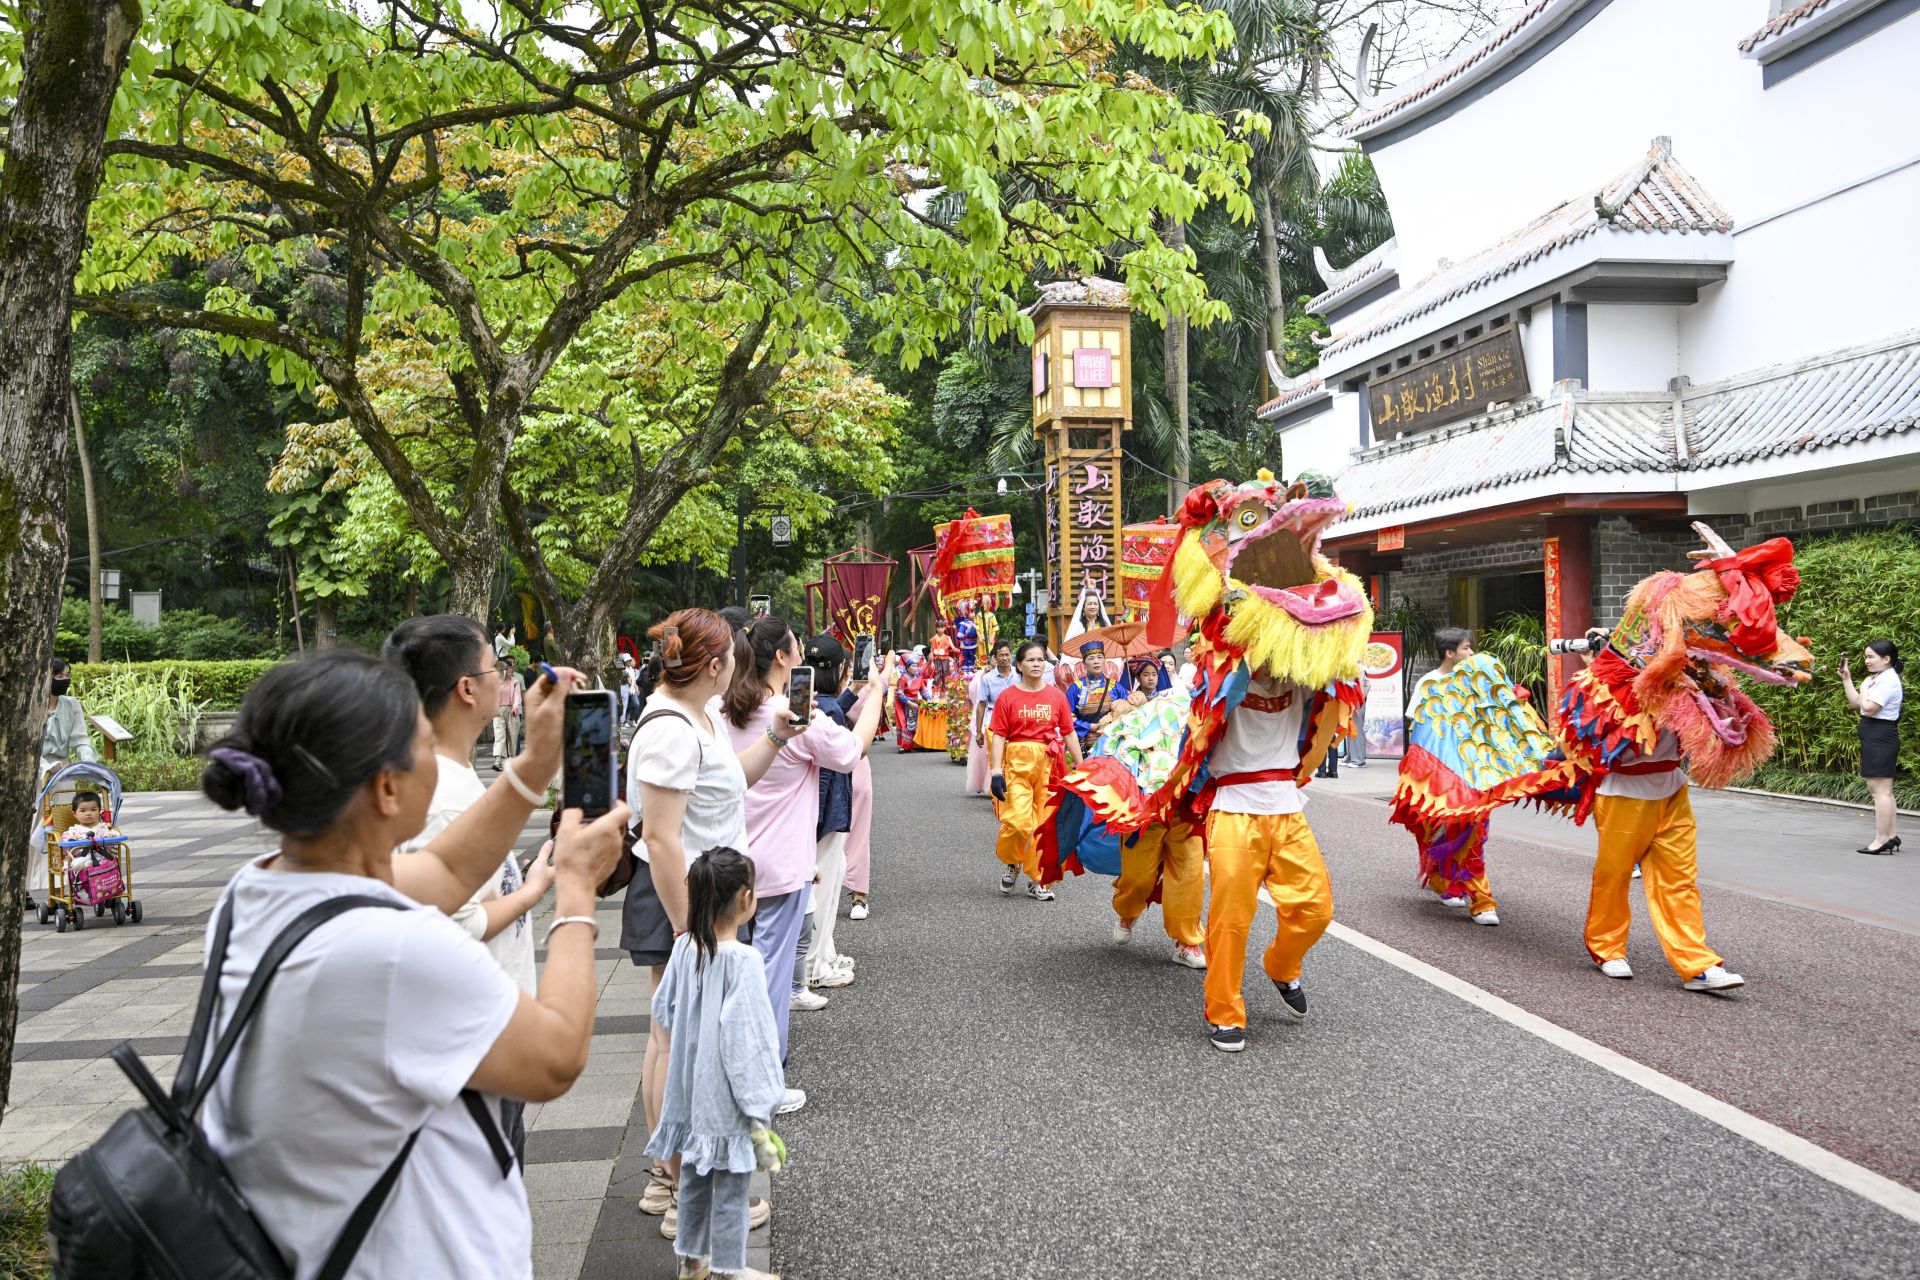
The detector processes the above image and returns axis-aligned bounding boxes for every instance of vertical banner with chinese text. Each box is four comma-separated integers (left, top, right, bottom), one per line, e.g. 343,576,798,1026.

1543,535,1564,724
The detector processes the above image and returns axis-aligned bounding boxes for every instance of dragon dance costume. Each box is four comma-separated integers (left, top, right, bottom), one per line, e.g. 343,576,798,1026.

1394,523,1811,988
1047,472,1370,1044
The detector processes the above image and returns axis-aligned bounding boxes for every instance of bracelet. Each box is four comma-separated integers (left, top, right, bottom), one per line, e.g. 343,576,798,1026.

765,728,791,749
544,915,600,944
500,759,547,805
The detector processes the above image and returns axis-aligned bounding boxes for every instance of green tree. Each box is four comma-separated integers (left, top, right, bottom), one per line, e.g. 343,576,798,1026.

73,0,1254,627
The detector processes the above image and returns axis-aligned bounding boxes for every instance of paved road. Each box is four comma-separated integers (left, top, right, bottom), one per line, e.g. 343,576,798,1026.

771,747,1920,1278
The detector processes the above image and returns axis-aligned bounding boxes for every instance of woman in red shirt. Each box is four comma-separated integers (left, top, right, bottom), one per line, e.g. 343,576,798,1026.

989,640,1083,899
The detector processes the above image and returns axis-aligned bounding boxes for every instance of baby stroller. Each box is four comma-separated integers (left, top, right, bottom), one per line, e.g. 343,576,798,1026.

36,761,143,933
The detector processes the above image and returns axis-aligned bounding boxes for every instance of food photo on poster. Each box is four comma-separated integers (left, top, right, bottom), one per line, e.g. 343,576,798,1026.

1360,631,1406,757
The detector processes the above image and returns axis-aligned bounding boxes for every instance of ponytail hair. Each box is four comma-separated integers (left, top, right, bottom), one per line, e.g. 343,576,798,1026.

1868,638,1904,675
724,615,794,728
684,846,755,968
637,609,734,716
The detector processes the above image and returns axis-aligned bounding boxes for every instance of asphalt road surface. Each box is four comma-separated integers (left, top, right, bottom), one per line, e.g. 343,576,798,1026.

770,748,1920,1279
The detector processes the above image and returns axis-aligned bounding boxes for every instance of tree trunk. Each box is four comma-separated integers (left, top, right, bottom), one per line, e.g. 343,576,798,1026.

313,600,338,648
0,0,141,1119
1163,218,1191,514
1256,187,1288,368
443,541,498,625
70,387,103,663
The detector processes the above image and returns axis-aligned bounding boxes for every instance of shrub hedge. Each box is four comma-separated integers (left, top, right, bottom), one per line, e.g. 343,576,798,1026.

113,752,212,793
71,659,277,711
1747,525,1920,780
57,598,280,662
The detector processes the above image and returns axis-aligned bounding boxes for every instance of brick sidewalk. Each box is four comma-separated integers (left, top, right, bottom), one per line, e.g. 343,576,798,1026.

1,782,767,1279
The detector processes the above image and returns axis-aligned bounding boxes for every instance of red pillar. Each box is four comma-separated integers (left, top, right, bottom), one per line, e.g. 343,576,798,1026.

1544,515,1592,724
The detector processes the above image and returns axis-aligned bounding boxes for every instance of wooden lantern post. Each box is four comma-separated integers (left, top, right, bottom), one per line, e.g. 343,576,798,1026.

1027,278,1131,651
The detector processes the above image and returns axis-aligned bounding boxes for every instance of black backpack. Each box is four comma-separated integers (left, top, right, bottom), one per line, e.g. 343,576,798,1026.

47,895,513,1280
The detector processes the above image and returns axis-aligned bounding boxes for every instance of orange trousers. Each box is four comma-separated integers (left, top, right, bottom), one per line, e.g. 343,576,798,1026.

1586,790,1721,979
993,741,1054,881
1112,820,1205,947
1203,810,1333,1029
1426,871,1497,915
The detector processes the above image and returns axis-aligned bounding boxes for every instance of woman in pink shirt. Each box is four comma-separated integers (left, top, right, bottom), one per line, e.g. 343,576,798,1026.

721,617,889,1100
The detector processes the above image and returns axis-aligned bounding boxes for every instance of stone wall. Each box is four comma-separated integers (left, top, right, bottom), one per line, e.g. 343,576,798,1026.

1590,517,1698,627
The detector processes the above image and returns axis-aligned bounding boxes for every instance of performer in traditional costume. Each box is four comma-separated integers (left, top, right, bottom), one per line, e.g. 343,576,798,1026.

968,640,1018,796
989,640,1083,900
1066,641,1132,753
892,654,929,751
1051,471,1371,1052
954,601,981,673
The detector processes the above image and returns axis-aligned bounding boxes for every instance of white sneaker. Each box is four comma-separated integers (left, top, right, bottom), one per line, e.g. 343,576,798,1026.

810,965,853,989
789,987,829,1011
1439,895,1468,909
776,1087,807,1115
1632,865,1643,880
1171,943,1207,969
1684,964,1745,992
1111,917,1134,945
1026,881,1055,902
1598,958,1633,980
849,897,869,921
1472,910,1500,927
998,864,1020,895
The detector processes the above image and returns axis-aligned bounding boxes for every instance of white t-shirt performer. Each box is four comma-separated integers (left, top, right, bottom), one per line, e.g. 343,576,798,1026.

1199,675,1336,1052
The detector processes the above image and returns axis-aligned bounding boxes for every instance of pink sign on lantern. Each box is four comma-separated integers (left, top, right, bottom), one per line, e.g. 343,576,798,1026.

1072,347,1113,389
1032,349,1049,396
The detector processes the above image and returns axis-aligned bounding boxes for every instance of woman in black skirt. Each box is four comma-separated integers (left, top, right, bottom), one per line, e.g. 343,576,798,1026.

1840,638,1903,854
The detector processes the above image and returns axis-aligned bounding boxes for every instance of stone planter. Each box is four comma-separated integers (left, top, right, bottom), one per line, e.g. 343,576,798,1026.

192,710,240,754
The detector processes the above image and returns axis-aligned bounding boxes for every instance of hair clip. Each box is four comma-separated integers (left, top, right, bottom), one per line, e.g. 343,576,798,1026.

291,744,339,788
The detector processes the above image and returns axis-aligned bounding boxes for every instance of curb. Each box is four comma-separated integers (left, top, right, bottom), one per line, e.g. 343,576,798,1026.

1721,785,1920,818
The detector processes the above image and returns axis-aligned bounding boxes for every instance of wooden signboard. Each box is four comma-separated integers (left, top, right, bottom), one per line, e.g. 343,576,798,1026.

1368,327,1529,436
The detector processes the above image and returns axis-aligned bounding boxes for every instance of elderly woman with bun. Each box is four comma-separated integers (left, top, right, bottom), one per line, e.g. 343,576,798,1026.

197,649,628,1277
1841,638,1904,855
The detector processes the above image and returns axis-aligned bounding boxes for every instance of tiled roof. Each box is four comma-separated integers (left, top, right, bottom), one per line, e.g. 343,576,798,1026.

1256,377,1327,420
1338,0,1587,139
1738,0,1839,52
1024,276,1129,315
1308,238,1398,315
1336,385,1675,520
1685,328,1920,468
1319,139,1730,361
1329,330,1920,521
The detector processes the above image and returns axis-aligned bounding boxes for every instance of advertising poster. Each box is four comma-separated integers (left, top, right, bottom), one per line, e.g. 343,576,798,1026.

1359,631,1406,758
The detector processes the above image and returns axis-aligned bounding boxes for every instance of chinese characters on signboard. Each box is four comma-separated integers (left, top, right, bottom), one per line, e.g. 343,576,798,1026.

1044,463,1062,608
1071,347,1113,389
1367,327,1529,436
1543,534,1564,723
1064,459,1118,610
1377,525,1406,552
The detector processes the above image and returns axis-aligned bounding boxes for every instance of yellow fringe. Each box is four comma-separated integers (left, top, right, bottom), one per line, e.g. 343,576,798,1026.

1219,562,1373,687
1170,535,1222,620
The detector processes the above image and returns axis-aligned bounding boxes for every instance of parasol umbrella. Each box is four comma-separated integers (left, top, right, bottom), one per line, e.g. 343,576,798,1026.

1061,622,1158,660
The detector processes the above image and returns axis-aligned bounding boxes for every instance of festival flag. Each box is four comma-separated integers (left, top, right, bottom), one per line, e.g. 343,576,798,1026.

825,559,892,641
1118,519,1179,622
931,510,1017,614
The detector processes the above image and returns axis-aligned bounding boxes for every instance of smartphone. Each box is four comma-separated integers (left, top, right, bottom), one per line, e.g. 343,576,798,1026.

878,629,893,655
852,634,875,674
787,667,815,728
561,690,619,818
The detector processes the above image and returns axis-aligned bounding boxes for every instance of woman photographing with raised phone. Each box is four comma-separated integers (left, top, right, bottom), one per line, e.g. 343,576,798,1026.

1840,638,1904,855
723,616,891,1112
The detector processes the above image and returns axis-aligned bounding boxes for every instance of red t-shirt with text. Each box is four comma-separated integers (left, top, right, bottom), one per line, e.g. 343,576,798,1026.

990,684,1073,743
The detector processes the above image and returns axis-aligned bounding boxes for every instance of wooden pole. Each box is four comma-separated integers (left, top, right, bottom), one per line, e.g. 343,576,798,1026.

69,388,102,664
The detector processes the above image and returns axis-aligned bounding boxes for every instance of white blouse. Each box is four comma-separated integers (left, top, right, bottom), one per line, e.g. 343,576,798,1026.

1861,669,1903,722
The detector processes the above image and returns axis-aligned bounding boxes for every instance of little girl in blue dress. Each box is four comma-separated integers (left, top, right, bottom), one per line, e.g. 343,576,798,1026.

647,847,787,1280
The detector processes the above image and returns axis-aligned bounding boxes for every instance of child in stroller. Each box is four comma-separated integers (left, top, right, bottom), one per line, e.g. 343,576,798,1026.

59,791,121,882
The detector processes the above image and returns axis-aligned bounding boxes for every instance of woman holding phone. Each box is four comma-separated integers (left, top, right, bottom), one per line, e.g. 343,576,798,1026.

625,609,793,1235
723,616,891,1103
1840,638,1904,854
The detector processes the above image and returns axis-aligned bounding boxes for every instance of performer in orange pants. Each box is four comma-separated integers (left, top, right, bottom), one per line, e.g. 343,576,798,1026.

1110,819,1206,966
1203,809,1333,1032
989,641,1082,899
1587,788,1728,984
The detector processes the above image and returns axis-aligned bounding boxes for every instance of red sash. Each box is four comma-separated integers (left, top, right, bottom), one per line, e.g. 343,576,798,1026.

1614,760,1679,775
1211,768,1296,788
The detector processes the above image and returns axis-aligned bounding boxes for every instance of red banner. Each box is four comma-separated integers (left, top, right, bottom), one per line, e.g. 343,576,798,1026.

826,561,891,641
1544,534,1564,725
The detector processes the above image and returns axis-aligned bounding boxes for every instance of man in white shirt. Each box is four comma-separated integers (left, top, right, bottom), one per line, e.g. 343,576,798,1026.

385,615,556,1152
1201,671,1336,1052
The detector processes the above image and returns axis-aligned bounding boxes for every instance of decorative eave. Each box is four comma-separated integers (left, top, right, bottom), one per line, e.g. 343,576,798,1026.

1308,238,1400,316
1739,0,1885,60
1314,139,1733,379
1338,0,1602,143
1256,377,1329,424
1023,276,1130,320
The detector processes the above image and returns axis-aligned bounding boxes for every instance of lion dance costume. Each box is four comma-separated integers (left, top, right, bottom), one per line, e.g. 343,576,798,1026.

1392,522,1811,989
1045,471,1371,1048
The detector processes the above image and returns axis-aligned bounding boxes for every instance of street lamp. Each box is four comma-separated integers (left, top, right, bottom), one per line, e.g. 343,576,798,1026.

99,568,121,600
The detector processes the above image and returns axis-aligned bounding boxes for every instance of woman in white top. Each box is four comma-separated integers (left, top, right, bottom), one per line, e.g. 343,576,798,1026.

1841,638,1903,854
198,649,626,1278
625,608,795,1228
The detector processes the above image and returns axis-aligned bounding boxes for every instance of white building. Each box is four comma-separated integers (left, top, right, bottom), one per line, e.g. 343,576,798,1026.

1266,0,1920,672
